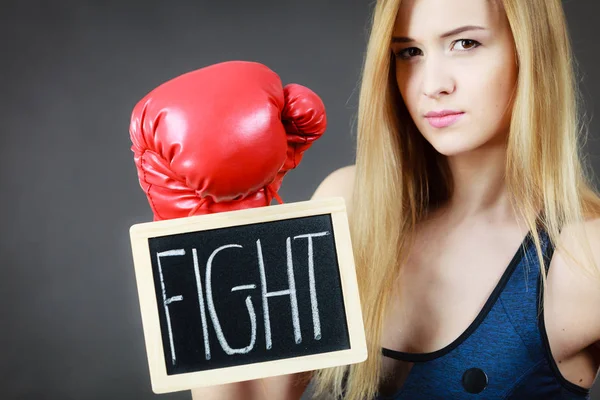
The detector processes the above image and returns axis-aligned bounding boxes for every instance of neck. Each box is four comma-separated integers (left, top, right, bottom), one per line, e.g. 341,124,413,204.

440,143,514,222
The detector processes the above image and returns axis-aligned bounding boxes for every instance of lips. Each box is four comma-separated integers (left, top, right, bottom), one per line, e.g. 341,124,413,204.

424,110,465,129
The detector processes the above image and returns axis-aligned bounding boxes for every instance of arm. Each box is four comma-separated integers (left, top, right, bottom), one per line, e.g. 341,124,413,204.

587,220,600,351
581,218,600,370
555,218,600,345
544,217,600,386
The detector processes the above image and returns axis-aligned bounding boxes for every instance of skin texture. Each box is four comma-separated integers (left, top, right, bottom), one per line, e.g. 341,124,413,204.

373,0,600,394
190,1,600,397
392,0,516,159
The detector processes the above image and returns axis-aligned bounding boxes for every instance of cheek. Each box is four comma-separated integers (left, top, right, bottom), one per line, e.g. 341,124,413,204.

395,67,419,112
477,63,517,122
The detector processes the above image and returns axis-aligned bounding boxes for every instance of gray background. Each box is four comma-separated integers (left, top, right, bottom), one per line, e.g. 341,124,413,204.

1,1,598,399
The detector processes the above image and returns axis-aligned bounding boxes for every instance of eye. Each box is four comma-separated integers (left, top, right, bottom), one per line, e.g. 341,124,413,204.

452,39,481,51
394,47,423,60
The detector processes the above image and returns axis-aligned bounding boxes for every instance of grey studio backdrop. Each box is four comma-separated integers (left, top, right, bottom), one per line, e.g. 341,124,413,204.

1,1,598,399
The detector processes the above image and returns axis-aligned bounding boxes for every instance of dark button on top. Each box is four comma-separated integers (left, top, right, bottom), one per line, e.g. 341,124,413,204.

462,368,488,394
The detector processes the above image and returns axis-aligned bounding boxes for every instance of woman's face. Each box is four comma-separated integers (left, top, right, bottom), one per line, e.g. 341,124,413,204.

391,0,518,157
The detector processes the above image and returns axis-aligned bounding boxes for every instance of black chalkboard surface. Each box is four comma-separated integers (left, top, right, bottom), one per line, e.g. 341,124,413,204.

129,197,366,393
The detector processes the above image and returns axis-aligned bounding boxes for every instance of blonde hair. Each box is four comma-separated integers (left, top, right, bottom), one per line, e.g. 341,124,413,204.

312,0,600,399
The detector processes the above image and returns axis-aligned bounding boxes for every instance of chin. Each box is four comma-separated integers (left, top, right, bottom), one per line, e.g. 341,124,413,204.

432,145,475,158
425,133,491,158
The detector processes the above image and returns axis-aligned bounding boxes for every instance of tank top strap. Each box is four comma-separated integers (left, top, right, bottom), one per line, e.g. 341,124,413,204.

497,228,555,361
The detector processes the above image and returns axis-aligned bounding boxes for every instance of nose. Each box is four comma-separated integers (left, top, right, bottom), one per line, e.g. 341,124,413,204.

422,56,455,99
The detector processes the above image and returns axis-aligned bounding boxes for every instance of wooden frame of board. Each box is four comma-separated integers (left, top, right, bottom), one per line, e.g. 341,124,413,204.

129,197,367,394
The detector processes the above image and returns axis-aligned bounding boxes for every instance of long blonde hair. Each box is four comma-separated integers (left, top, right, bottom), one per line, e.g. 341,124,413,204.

312,0,600,399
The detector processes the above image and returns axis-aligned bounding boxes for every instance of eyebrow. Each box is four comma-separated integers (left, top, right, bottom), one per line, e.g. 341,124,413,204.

391,25,486,43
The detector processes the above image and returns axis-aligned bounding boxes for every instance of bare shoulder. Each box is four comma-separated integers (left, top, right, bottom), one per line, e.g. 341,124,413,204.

546,217,600,347
553,216,600,283
310,165,356,210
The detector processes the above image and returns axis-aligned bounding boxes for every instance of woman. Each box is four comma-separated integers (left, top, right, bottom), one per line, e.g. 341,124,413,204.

192,0,600,398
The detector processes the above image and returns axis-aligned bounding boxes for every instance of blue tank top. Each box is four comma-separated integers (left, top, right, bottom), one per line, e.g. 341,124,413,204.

377,229,591,399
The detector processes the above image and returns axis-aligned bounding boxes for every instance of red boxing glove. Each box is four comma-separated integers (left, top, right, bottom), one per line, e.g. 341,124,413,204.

129,61,327,221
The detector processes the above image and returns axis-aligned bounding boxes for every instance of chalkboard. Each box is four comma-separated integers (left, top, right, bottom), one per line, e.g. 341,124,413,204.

129,197,367,393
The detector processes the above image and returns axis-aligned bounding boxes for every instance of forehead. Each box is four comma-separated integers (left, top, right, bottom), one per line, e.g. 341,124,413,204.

393,0,504,36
